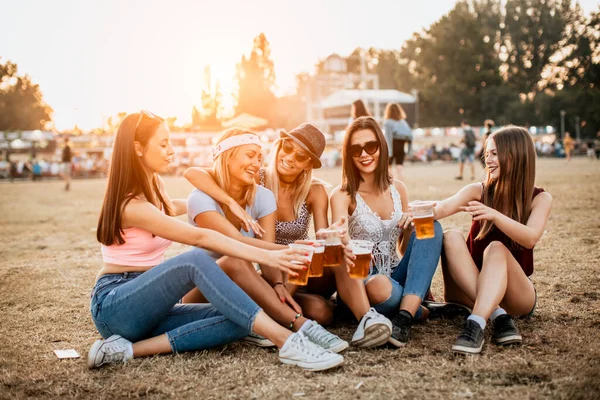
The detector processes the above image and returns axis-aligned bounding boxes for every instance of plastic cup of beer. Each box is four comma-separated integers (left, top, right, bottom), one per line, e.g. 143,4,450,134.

348,240,374,279
287,243,313,286
308,240,325,278
320,229,343,267
410,201,436,240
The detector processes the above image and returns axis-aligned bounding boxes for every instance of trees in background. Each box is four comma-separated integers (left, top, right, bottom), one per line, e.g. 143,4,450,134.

0,59,52,130
327,1,599,136
235,33,277,124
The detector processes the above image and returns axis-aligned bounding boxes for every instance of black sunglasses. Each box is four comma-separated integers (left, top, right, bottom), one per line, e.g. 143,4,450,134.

349,141,380,158
281,140,311,163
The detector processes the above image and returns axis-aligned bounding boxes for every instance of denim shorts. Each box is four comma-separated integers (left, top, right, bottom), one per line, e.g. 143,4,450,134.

460,148,475,163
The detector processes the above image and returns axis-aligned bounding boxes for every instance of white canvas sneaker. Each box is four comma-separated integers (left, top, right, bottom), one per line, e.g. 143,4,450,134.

351,308,392,348
302,320,349,353
279,332,344,371
87,335,133,369
243,332,276,348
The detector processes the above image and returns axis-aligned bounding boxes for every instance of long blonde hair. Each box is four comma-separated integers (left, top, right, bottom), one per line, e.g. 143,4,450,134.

265,138,322,218
213,128,259,207
476,125,536,247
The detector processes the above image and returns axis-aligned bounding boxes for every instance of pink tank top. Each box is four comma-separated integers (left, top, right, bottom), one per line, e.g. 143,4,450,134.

101,201,172,267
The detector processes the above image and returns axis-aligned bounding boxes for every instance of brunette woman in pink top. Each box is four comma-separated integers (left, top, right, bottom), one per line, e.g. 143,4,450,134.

87,111,343,372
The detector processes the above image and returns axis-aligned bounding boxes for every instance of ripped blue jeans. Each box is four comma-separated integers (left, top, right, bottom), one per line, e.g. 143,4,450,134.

368,221,443,318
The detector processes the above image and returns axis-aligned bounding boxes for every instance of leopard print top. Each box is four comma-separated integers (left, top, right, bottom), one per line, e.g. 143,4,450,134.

259,169,311,245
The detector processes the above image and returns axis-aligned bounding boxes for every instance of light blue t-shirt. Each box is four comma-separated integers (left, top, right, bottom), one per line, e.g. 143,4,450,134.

187,186,277,259
384,119,412,157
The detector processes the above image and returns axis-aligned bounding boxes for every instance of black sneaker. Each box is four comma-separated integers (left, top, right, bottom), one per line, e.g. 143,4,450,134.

423,301,472,320
492,314,522,345
452,319,485,355
388,310,413,348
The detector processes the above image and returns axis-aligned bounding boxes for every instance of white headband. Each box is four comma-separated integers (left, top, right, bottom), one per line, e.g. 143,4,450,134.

212,134,262,160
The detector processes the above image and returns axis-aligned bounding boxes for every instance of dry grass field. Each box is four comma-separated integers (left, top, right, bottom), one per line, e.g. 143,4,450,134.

0,158,598,399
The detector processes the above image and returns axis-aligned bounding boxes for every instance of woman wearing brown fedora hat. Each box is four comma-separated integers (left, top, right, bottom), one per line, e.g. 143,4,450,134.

185,123,393,349
183,127,348,354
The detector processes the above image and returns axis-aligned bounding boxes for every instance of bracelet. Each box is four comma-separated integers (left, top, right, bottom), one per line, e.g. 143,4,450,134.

289,313,302,330
273,282,284,288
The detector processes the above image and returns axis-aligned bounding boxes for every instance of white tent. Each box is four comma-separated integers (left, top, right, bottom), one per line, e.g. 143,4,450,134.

320,89,416,109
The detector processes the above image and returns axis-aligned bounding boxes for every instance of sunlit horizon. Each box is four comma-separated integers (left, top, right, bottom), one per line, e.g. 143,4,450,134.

4,0,599,131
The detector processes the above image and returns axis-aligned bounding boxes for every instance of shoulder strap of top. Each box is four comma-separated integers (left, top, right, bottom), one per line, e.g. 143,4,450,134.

390,184,403,209
258,168,266,186
533,187,545,198
354,192,370,214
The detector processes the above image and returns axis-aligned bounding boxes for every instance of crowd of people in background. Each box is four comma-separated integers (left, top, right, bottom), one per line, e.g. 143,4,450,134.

2,122,599,185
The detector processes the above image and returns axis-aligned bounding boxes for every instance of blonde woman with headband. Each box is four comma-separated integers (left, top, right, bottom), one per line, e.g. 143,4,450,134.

184,128,349,354
87,112,343,371
185,123,393,349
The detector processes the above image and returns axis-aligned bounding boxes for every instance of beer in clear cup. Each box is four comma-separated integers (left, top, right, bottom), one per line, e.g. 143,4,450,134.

348,240,374,279
320,229,343,267
309,240,325,278
287,243,313,286
409,201,436,240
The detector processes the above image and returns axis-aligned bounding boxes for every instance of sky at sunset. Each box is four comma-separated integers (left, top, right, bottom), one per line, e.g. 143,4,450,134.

3,0,599,130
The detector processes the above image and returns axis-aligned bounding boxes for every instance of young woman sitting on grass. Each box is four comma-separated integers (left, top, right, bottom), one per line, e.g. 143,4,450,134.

87,111,343,371
434,125,552,355
330,116,443,348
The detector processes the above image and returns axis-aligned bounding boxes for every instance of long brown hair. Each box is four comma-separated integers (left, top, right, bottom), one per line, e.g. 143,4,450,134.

97,112,173,246
384,103,407,121
341,116,392,198
477,126,536,246
351,99,372,119
213,128,259,207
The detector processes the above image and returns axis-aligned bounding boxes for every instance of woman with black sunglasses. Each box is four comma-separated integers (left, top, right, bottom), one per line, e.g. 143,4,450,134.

184,123,393,349
330,116,443,348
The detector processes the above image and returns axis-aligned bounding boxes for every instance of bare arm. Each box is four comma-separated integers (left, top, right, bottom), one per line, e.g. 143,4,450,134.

157,175,187,216
307,183,330,234
463,192,552,249
330,186,351,245
193,210,282,251
170,199,187,216
184,167,264,235
122,200,301,273
433,183,482,220
394,181,412,255
184,168,232,207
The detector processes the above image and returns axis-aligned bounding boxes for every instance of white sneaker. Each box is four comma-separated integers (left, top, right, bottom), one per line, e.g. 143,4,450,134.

87,335,133,369
351,308,392,348
279,332,344,371
243,332,276,348
301,320,349,353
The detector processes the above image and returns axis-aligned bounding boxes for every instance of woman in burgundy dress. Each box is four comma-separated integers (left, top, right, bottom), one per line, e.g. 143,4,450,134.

433,125,552,355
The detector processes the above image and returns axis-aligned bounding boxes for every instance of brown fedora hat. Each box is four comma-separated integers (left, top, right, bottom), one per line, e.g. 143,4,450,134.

279,123,326,168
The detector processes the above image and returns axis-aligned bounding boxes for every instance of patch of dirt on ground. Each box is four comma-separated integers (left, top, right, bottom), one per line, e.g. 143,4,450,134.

1,158,598,399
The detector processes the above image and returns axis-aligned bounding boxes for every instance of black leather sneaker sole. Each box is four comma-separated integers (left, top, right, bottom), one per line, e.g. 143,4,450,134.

452,339,484,355
494,333,522,345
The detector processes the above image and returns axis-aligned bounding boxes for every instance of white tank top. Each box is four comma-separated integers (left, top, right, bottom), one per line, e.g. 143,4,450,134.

348,184,403,277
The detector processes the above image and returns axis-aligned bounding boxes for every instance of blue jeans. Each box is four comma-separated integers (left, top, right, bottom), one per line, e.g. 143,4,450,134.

90,248,262,353
369,221,443,319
